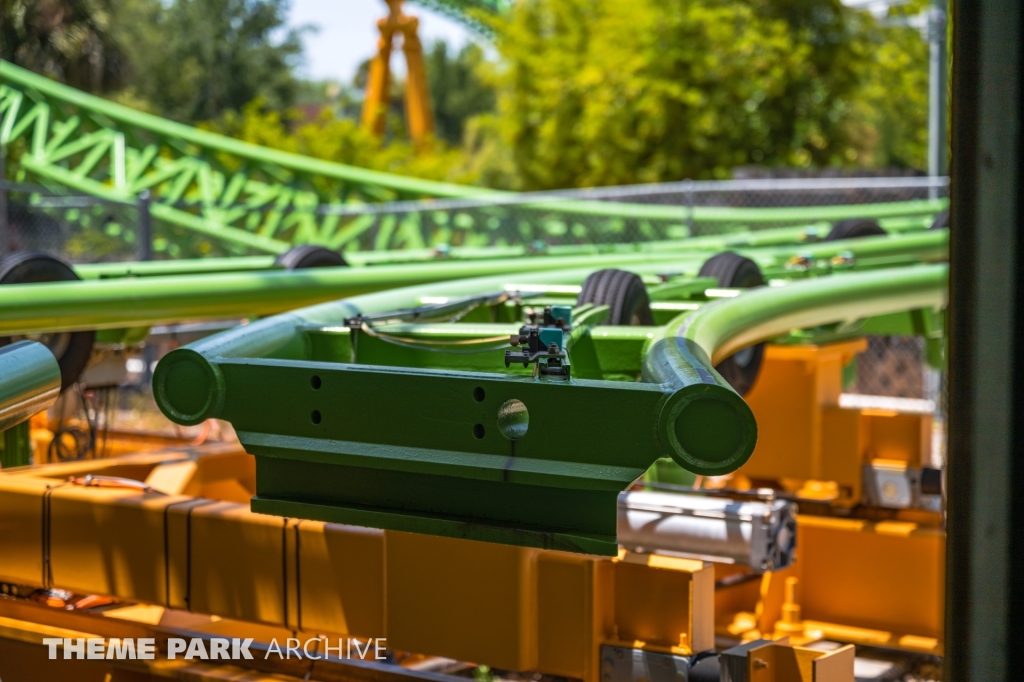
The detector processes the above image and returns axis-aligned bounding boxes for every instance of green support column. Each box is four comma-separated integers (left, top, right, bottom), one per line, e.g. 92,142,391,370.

0,421,31,469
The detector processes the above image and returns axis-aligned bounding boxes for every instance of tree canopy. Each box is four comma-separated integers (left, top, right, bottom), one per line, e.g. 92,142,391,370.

1,0,129,92
2,0,306,123
476,0,929,189
112,0,305,122
426,41,497,144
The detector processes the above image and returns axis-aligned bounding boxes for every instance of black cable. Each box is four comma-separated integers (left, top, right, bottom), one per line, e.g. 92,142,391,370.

48,411,91,462
41,481,71,588
294,520,303,632
282,517,290,631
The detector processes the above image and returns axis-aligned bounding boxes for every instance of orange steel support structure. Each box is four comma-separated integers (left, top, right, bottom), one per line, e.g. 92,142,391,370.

361,0,436,144
736,341,936,508
0,339,943,679
0,449,715,682
712,342,945,656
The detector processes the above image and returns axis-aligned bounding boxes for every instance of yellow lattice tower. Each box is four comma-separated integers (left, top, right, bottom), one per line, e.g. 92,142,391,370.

361,0,436,145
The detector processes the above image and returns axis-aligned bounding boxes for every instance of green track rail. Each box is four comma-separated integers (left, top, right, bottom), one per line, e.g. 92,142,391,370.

410,0,511,35
0,230,948,337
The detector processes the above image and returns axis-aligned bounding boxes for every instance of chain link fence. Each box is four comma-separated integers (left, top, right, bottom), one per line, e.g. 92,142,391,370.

0,182,148,264
852,336,928,399
844,335,946,467
846,335,945,415
317,176,949,253
2,176,947,261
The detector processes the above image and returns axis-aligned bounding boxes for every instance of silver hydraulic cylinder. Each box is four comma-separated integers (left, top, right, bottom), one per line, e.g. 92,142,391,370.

617,490,797,572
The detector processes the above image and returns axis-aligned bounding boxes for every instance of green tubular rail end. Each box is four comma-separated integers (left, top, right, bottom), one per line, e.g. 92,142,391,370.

645,321,758,476
644,261,949,476
153,348,226,426
653,364,757,477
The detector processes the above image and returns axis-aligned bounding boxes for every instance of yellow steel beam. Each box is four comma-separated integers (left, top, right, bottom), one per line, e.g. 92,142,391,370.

0,450,713,682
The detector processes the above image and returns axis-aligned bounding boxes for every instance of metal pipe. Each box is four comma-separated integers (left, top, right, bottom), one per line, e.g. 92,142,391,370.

69,221,947,281
0,251,708,337
150,262,947,553
617,490,797,571
152,263,947,480
0,229,949,339
74,256,278,279
927,0,949,195
137,190,153,261
759,228,948,267
672,263,948,366
641,263,947,474
0,340,60,432
155,258,940,469
150,259,759,480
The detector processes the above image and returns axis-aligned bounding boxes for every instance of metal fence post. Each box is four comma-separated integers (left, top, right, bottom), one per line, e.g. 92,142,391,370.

684,179,695,237
927,0,948,200
0,145,8,255
137,190,153,261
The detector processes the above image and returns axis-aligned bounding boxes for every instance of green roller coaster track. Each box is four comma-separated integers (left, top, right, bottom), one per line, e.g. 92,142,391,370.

0,60,497,255
410,0,511,35
1,60,945,257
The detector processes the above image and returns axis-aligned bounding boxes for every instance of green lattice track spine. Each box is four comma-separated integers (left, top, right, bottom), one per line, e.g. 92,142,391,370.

0,61,494,255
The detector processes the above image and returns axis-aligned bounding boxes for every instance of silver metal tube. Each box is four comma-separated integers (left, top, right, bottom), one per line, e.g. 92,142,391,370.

617,490,797,572
927,0,948,197
0,340,61,432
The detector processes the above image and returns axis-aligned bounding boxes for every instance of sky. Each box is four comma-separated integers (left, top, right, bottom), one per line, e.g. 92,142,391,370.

288,0,474,83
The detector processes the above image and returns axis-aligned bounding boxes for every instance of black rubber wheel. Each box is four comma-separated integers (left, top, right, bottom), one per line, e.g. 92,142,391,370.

0,252,95,390
274,245,348,269
697,250,765,289
929,209,950,230
824,217,886,241
688,653,721,682
698,252,765,396
577,269,654,325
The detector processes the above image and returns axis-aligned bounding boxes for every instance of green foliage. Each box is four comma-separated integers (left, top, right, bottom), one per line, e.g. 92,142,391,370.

202,99,479,192
472,665,497,682
842,1,930,169
111,0,305,123
1,0,128,92
426,41,497,144
2,0,305,123
476,0,930,189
